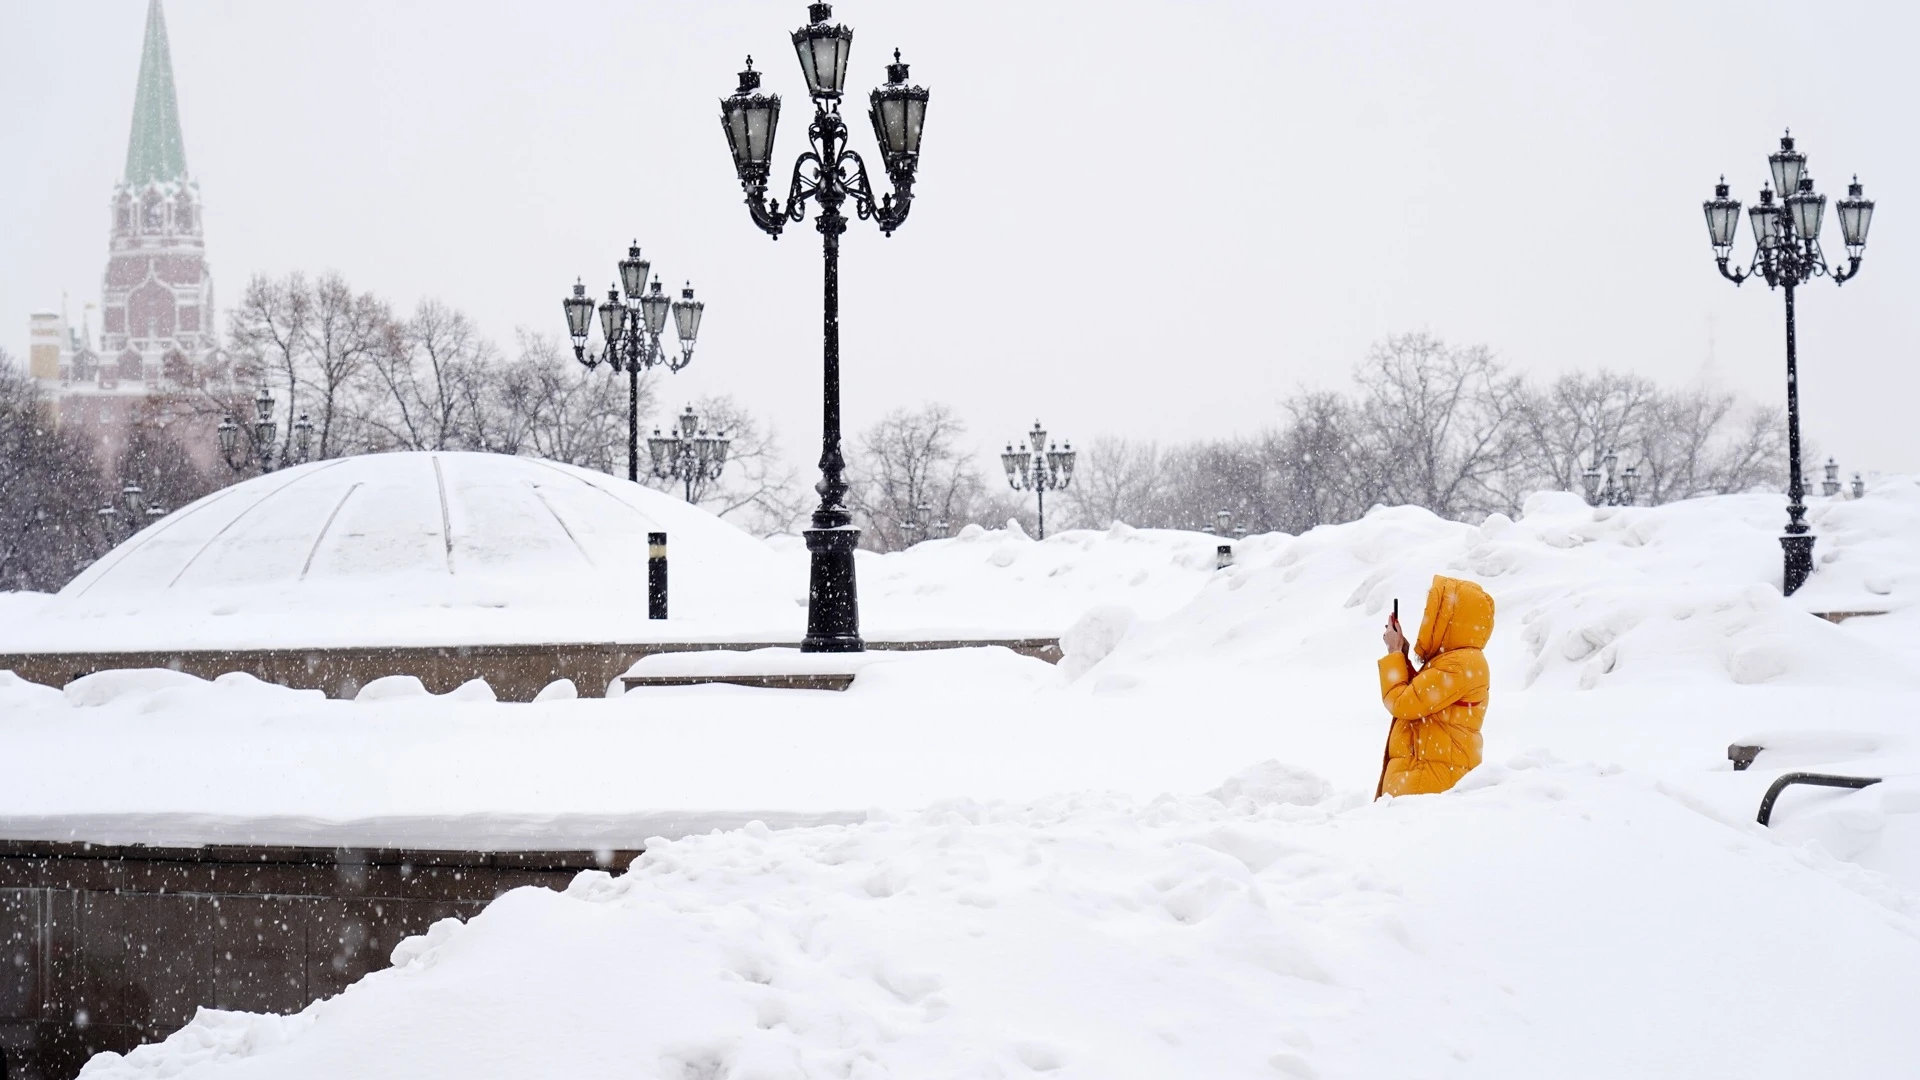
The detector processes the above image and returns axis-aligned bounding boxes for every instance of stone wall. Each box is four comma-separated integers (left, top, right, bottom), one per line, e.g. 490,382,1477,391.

0,639,1062,703
0,841,637,1080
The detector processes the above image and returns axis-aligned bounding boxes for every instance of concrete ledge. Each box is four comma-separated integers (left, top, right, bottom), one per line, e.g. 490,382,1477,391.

1813,610,1889,624
0,838,639,876
0,638,1060,703
622,673,856,692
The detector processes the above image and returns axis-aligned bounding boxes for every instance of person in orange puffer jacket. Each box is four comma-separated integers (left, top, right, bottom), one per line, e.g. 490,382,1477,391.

1375,574,1495,799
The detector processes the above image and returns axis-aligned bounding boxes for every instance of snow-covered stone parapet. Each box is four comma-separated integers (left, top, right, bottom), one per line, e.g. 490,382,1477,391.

75,758,1920,1080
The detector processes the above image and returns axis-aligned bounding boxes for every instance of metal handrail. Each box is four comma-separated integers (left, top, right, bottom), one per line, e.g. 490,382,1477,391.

1756,772,1882,826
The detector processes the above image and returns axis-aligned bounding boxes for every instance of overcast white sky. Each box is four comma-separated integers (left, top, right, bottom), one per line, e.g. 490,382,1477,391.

4,0,1916,474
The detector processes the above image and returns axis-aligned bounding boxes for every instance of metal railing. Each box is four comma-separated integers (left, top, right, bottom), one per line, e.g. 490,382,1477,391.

1728,744,1884,826
1755,772,1882,826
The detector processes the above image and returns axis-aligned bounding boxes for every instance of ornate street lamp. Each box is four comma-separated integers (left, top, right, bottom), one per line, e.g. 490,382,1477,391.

217,389,310,474
1821,457,1842,498
719,3,930,652
1001,420,1074,539
1851,472,1866,499
121,481,147,518
899,502,948,545
562,244,704,483
1703,131,1876,594
646,405,732,503
98,482,165,544
1579,446,1637,507
252,384,278,473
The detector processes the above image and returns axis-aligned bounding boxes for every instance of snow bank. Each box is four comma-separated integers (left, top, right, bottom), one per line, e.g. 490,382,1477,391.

1094,490,1920,697
847,521,1223,637
80,759,1920,1080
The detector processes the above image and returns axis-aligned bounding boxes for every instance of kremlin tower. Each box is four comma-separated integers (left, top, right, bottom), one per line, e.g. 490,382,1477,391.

29,0,225,461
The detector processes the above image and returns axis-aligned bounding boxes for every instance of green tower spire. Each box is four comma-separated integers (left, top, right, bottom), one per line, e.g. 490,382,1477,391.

122,0,188,185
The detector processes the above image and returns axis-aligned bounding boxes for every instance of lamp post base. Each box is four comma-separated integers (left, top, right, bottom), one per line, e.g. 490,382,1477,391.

1781,533,1816,596
802,526,864,653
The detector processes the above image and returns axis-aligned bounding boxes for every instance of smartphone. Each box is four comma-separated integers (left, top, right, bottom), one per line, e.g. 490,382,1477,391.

1390,598,1400,631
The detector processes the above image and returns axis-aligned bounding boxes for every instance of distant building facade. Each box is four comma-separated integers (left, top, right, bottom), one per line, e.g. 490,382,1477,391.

30,0,228,467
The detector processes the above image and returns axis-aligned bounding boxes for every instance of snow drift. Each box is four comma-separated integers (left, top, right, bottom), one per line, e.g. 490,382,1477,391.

80,760,1920,1079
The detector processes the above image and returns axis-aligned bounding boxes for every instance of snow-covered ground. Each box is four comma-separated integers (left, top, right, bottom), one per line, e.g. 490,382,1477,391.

5,477,1919,1078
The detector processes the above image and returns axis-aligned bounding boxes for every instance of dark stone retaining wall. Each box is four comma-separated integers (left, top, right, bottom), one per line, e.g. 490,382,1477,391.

0,841,637,1080
0,639,1063,703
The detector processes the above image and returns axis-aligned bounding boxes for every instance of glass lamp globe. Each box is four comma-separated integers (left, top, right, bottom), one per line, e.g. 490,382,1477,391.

868,49,929,176
639,279,674,338
619,244,651,302
673,284,705,347
1768,132,1806,199
720,58,782,184
1748,188,1782,250
791,2,854,100
563,280,595,344
1702,178,1742,252
1836,176,1875,253
1786,177,1826,241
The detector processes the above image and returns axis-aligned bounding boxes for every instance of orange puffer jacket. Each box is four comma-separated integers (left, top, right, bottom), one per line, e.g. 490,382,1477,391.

1375,574,1494,798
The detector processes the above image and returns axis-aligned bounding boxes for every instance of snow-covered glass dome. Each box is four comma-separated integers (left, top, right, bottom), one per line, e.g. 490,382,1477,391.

10,452,799,652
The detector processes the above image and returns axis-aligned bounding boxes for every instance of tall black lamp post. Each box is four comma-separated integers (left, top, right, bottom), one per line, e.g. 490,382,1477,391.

1703,131,1876,595
1580,447,1637,507
218,385,310,474
718,2,930,653
648,405,732,502
562,245,704,482
1001,420,1075,539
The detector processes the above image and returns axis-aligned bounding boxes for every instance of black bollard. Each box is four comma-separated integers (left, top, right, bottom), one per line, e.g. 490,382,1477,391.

648,531,668,619
1216,543,1233,570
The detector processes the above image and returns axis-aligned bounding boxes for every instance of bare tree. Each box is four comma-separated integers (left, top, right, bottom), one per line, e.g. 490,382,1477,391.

1512,370,1662,493
1056,436,1163,529
361,298,501,452
0,360,116,590
1143,438,1271,531
303,274,389,458
850,403,986,551
492,332,632,473
221,272,313,470
1266,389,1382,531
1704,397,1789,495
112,397,222,519
1355,333,1525,518
224,271,393,463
